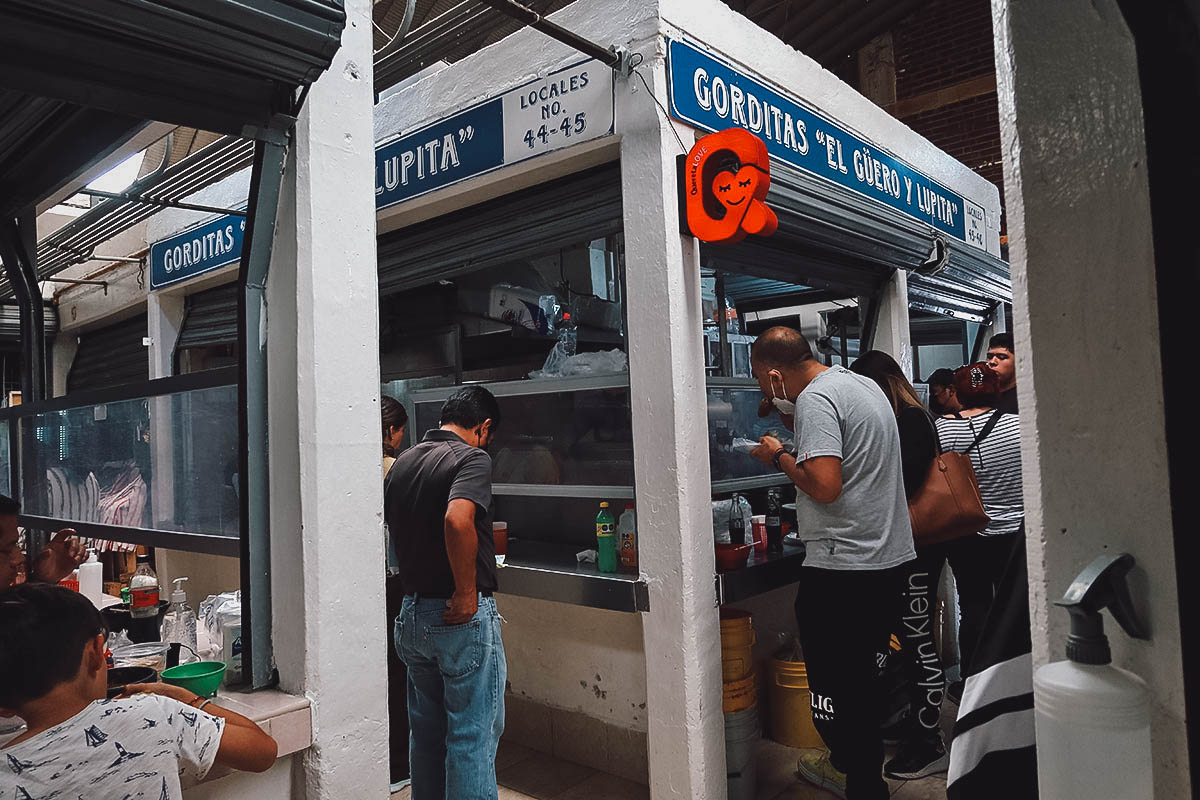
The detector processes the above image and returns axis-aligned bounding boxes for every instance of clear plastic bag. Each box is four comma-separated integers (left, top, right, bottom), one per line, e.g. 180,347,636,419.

529,348,629,379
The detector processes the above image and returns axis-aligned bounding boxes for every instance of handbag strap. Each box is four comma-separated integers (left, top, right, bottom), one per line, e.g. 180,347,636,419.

964,410,1004,455
926,410,944,456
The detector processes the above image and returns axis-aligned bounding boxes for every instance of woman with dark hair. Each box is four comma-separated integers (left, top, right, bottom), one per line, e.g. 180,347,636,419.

935,364,1024,707
382,395,408,466
850,351,948,779
380,395,409,790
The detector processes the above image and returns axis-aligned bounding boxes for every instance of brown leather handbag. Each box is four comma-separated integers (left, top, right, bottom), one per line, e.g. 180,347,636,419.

908,411,1000,547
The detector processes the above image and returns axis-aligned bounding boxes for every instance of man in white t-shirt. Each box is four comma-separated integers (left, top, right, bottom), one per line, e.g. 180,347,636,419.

749,327,915,800
0,583,277,798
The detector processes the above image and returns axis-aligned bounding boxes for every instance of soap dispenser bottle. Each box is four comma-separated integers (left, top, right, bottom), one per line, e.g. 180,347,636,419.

160,577,198,663
1034,553,1152,800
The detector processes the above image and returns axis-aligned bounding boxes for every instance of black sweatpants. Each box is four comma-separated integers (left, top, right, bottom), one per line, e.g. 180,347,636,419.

387,573,411,784
897,544,949,739
795,564,907,800
946,533,1019,674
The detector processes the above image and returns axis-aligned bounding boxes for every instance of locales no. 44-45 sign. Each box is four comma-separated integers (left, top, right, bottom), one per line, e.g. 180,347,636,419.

679,128,778,245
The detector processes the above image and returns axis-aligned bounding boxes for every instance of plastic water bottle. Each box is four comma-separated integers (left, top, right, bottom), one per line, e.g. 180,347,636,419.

595,502,617,573
617,504,637,571
160,577,198,663
129,554,160,619
79,549,103,608
1034,553,1153,800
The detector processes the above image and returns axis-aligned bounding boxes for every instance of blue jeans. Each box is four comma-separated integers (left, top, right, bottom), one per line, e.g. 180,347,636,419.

395,594,506,800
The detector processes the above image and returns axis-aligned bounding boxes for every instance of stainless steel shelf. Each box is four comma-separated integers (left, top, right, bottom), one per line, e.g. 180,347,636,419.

710,474,794,494
412,373,629,402
493,484,634,499
496,540,648,613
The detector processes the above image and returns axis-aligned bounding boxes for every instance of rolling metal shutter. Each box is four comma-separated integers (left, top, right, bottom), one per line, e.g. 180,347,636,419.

66,314,148,393
0,1,345,139
702,161,1011,308
376,162,623,296
0,303,58,344
176,283,239,352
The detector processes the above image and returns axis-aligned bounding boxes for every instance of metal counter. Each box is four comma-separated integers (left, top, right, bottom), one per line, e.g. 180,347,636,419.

496,537,806,612
497,539,649,613
715,538,807,605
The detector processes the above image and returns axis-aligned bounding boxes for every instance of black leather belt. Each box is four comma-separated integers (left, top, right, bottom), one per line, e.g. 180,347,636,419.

407,590,493,600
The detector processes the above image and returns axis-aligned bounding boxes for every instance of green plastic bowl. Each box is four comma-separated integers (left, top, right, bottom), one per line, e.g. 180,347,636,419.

161,661,226,698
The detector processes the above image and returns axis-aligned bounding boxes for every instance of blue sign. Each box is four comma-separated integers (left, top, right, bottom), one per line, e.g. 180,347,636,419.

667,39,987,250
149,213,245,290
376,100,504,210
375,60,615,211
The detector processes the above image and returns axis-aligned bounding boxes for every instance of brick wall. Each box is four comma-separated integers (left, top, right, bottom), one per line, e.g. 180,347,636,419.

890,0,1007,234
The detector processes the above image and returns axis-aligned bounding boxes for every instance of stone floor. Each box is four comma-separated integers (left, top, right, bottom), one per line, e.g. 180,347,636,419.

391,735,949,799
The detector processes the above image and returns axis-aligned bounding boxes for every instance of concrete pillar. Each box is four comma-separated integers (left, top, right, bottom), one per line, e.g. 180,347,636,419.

619,52,727,799
146,292,184,380
992,0,1189,794
49,334,77,398
264,0,389,795
872,269,912,376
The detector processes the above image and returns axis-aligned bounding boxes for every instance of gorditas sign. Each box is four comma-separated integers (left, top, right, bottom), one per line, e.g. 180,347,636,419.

679,128,778,244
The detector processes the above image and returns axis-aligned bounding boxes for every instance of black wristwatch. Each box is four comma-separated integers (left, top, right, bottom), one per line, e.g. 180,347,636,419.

773,444,796,470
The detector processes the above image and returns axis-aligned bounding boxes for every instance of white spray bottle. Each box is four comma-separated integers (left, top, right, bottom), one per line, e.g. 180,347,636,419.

1034,553,1152,800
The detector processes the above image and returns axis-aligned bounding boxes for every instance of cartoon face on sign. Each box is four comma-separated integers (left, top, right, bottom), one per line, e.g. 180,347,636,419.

683,129,778,244
714,166,758,208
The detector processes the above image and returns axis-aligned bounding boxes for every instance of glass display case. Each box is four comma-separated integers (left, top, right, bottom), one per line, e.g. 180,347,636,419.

413,374,634,496
17,383,239,540
706,378,793,495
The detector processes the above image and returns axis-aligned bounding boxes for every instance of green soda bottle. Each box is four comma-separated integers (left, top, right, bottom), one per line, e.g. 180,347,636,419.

596,501,617,573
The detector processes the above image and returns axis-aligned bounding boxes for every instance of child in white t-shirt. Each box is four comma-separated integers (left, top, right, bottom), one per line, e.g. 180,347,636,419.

0,583,277,798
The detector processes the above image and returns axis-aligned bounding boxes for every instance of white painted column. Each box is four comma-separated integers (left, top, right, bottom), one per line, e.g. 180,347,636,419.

872,269,911,376
619,48,727,800
146,292,185,380
264,0,389,795
993,0,1188,794
49,335,77,398
146,292,182,555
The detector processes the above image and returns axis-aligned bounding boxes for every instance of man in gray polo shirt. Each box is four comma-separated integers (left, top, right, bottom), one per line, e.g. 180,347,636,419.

749,326,915,800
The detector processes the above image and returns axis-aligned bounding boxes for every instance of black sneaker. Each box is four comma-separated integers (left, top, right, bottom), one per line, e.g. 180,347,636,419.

884,735,950,780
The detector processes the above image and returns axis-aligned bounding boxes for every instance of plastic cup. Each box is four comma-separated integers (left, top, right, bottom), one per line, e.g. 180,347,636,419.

493,522,508,566
750,518,768,552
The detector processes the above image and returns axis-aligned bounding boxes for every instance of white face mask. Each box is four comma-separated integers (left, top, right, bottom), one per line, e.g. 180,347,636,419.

770,373,796,417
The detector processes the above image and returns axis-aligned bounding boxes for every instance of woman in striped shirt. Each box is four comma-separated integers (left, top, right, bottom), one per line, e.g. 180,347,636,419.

936,363,1024,689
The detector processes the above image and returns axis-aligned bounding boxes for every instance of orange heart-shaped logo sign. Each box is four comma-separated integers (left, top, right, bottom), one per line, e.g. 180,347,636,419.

712,166,761,212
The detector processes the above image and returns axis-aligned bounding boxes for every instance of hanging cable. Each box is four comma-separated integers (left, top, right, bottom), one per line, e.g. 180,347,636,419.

630,57,689,155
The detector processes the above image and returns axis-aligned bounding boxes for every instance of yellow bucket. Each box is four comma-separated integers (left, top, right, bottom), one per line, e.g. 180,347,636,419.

719,609,756,682
767,657,824,749
723,672,757,714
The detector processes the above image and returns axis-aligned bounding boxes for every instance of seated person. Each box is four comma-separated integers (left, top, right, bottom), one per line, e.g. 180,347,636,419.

0,583,277,797
1,493,86,588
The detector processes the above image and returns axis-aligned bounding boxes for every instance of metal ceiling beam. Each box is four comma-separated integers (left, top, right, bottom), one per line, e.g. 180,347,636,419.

0,134,254,298
34,122,175,215
0,96,148,218
806,0,926,64
375,1,494,90
776,0,850,51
